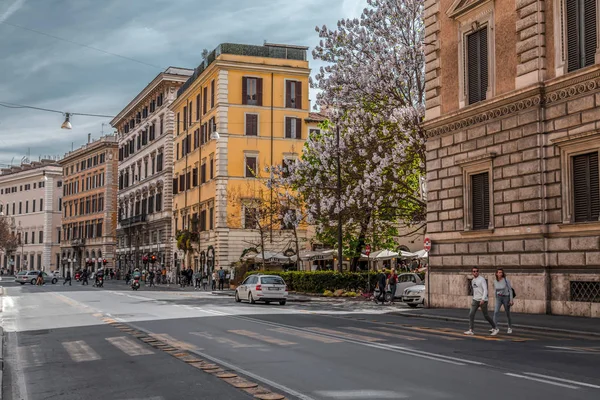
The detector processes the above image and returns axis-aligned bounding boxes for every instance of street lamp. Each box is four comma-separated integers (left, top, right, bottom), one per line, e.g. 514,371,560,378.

61,113,72,130
16,222,24,271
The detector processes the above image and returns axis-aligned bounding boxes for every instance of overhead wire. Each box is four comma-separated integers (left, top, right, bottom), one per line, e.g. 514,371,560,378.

1,21,165,70
0,101,113,118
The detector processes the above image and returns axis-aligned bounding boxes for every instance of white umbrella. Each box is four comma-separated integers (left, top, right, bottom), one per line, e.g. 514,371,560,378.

360,249,399,260
299,249,334,261
399,250,417,258
414,250,429,259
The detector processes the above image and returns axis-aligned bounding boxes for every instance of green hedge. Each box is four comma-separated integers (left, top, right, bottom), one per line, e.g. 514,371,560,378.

243,271,380,293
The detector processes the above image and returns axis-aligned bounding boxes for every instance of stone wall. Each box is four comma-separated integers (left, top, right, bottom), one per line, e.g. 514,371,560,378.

425,65,600,317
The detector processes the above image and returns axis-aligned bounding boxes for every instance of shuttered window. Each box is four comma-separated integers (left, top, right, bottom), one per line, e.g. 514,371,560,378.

471,172,490,230
285,81,302,109
211,80,215,108
196,94,200,120
245,156,257,178
573,152,600,222
285,117,302,139
246,114,258,136
242,77,263,106
466,27,488,105
567,0,597,72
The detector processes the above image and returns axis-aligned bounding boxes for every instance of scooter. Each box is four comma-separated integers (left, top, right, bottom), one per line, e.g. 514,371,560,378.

96,276,104,288
131,278,140,291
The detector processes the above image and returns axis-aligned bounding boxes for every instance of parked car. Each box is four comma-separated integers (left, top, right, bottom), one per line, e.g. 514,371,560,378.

392,273,424,298
235,274,288,305
402,284,425,307
15,271,58,285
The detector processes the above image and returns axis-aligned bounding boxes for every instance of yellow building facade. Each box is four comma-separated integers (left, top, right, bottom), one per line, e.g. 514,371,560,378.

170,43,321,272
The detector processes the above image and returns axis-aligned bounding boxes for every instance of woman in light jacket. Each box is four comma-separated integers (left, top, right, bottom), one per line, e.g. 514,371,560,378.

493,268,514,334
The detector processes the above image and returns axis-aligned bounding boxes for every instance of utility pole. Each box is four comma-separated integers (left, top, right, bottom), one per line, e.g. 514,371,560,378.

336,124,343,273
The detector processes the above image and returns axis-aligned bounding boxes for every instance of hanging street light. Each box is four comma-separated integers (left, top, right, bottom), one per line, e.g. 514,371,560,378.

61,113,72,130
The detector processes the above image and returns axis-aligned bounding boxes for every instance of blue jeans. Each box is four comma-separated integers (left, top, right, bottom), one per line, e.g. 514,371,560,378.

494,295,512,328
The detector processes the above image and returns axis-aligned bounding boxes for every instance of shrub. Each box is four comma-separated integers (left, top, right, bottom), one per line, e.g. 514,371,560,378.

323,290,334,297
244,271,379,293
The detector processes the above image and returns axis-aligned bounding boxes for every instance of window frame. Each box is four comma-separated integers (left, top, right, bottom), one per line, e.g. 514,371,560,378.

554,0,600,77
555,130,600,224
456,3,495,109
245,113,259,136
244,153,259,178
459,155,495,232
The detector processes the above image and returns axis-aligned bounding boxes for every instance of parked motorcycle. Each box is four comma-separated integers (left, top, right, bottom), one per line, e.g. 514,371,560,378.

131,278,140,291
96,276,104,288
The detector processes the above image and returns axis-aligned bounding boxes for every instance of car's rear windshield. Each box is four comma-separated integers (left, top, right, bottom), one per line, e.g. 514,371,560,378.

17,271,27,275
260,277,285,285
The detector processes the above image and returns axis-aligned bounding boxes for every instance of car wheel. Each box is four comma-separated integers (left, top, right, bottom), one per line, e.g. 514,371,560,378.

235,291,241,303
30,279,36,285
408,303,418,308
279,300,286,306
52,278,57,284
249,292,256,304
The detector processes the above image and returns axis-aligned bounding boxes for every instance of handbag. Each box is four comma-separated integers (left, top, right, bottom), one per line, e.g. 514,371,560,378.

505,278,516,299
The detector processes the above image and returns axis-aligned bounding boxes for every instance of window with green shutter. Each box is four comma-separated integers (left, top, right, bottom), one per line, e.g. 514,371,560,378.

466,27,488,105
471,172,490,230
572,152,600,222
566,0,597,72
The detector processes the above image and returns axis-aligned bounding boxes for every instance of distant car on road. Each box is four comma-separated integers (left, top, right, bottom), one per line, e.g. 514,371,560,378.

402,284,425,307
15,271,58,285
392,273,423,298
235,274,288,305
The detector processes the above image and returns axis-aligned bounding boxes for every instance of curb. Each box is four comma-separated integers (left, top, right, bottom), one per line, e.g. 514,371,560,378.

391,311,600,338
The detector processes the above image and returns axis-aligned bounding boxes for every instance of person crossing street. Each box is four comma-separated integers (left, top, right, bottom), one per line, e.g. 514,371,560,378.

465,267,498,336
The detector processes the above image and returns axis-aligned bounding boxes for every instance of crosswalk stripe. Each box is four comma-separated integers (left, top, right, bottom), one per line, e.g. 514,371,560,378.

268,327,343,343
344,327,425,341
378,326,463,341
306,327,385,342
229,330,297,346
106,336,154,356
62,340,101,362
190,331,262,348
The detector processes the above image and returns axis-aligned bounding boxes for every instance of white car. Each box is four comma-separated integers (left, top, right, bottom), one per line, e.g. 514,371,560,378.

235,274,288,305
402,284,425,307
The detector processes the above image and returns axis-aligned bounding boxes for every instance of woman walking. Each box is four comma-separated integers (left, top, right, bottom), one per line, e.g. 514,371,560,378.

493,268,514,334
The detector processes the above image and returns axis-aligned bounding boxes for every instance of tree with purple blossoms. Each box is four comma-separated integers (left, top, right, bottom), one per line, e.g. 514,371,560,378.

292,0,426,271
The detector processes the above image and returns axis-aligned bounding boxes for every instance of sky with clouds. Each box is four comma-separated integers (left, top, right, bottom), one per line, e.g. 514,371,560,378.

0,0,365,166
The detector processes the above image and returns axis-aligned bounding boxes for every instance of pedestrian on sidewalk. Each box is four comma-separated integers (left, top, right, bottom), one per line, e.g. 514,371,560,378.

63,270,72,286
36,270,44,286
387,268,398,303
493,268,514,334
465,267,498,336
218,267,225,291
375,268,388,304
82,269,89,285
194,271,201,290
202,274,208,291
212,270,218,291
148,269,155,288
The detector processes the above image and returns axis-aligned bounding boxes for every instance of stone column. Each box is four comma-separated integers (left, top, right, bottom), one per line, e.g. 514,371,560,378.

424,0,441,120
515,0,546,88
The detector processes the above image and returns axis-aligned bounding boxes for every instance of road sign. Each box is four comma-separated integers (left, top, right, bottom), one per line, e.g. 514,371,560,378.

424,237,431,252
365,244,371,256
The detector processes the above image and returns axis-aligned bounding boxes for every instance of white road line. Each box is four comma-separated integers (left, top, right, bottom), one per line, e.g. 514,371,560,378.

314,390,408,399
269,327,343,344
106,336,154,356
229,330,297,346
307,327,385,342
344,327,426,341
22,344,44,367
505,373,579,389
523,373,600,389
62,340,101,362
190,331,262,348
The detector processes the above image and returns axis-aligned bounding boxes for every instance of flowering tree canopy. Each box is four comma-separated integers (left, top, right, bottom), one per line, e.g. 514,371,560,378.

291,0,426,270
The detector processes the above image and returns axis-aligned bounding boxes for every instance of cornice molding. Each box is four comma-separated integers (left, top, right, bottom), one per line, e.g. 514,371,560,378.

446,0,492,20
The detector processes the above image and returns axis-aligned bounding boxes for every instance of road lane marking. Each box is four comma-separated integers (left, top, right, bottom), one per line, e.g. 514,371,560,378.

268,327,343,343
523,373,600,389
190,331,262,348
62,341,101,362
378,326,463,341
150,333,199,351
229,330,297,346
106,336,154,356
20,345,43,367
505,373,579,389
314,390,407,399
546,345,600,354
344,327,425,341
307,327,385,342
404,326,505,341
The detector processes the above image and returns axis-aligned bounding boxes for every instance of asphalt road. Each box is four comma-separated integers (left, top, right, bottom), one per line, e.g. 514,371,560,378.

2,279,599,400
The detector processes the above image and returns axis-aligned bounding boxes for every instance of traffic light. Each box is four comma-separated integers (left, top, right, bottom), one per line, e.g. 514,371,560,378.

150,255,157,264
102,259,107,265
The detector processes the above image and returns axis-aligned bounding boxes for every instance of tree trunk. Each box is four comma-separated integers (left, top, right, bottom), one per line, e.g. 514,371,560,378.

293,226,300,270
350,215,371,272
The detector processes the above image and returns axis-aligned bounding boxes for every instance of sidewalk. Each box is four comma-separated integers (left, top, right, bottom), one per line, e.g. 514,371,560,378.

392,307,600,337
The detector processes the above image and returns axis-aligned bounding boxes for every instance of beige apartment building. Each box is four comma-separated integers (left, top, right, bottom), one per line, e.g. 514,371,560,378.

59,135,119,276
424,0,600,317
0,160,62,273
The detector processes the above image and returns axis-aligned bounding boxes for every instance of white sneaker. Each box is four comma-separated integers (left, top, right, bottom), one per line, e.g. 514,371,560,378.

490,328,499,336
464,330,474,335
507,328,513,334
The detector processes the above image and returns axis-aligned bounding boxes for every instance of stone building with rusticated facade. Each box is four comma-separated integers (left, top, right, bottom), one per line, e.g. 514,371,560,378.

424,0,600,317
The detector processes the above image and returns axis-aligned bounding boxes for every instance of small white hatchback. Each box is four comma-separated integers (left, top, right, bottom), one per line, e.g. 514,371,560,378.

235,274,288,305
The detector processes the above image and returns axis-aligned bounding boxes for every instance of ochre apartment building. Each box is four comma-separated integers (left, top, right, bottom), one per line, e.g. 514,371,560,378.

170,43,321,273
59,135,118,275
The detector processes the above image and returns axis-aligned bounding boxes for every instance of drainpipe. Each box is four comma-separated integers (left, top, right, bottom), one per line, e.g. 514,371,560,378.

270,72,274,243
540,87,551,315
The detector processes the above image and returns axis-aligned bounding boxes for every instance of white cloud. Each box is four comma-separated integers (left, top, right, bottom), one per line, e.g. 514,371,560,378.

0,0,25,23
